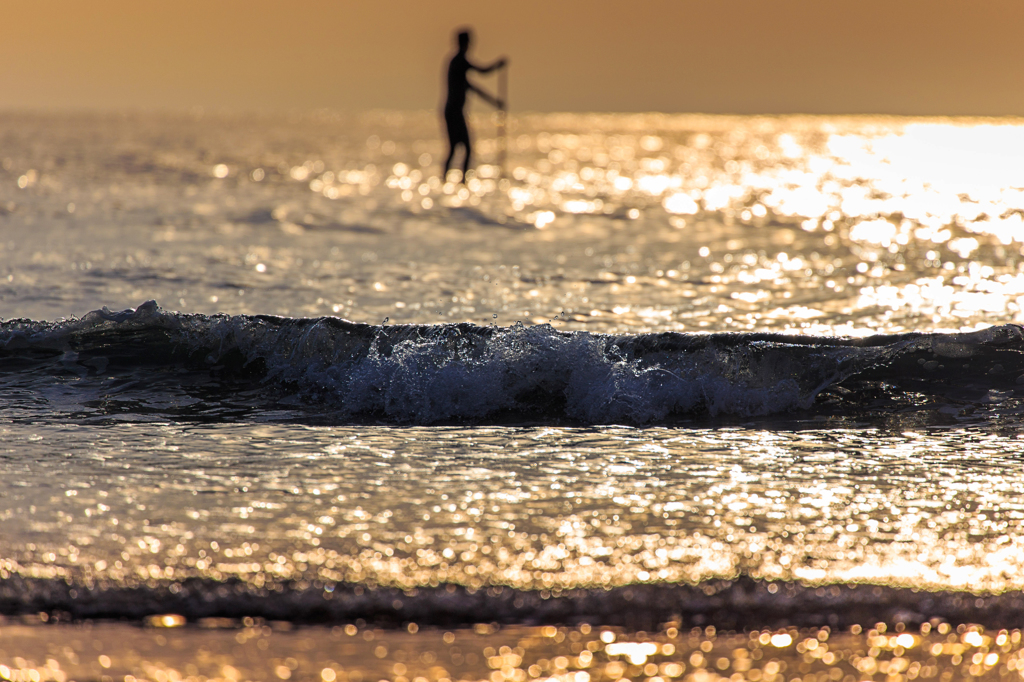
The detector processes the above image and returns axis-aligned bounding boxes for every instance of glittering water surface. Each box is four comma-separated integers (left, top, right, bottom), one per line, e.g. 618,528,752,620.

3,112,1024,333
3,111,1024,639
1,621,1022,682
3,422,1024,596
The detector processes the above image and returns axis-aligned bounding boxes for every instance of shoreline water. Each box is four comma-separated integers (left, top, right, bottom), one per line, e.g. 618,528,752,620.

3,111,1024,674
2,620,1019,682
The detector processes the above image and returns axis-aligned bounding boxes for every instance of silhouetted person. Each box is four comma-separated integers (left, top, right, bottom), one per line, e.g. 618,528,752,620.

443,29,506,182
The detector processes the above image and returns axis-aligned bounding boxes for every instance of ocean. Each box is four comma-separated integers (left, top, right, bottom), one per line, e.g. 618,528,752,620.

2,110,1024,682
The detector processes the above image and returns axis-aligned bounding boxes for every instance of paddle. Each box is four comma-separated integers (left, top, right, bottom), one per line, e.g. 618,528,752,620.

497,64,508,180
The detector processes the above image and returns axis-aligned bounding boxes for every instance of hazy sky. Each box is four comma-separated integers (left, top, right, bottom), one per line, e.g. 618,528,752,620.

1,1,1022,115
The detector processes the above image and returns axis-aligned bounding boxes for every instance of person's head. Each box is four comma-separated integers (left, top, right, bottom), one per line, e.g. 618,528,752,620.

456,29,471,52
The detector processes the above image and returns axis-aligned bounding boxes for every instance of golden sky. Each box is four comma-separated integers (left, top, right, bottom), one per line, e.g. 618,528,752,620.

0,0,1022,115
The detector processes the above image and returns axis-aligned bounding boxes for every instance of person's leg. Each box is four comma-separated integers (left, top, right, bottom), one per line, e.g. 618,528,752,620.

444,141,457,178
444,110,466,181
446,111,471,182
462,135,472,179
443,112,456,179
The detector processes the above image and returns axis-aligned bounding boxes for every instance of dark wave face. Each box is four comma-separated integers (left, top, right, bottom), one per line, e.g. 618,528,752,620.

2,301,1023,425
3,575,1024,630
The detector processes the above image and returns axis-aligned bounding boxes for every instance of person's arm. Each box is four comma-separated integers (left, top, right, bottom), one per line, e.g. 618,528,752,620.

469,57,507,74
467,81,503,109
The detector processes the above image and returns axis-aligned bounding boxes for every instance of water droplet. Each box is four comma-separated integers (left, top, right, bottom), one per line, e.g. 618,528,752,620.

493,314,498,319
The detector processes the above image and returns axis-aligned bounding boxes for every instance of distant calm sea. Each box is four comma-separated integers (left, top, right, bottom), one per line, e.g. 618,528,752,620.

2,110,1024,682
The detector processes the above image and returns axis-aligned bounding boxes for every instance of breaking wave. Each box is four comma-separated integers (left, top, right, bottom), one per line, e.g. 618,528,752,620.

2,301,1023,425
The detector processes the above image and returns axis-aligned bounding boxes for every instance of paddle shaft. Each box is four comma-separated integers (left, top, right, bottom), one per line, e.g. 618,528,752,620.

497,66,508,180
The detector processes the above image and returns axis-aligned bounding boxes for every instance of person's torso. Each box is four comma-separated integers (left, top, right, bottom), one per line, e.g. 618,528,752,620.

445,54,470,111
